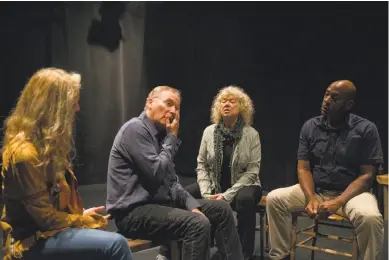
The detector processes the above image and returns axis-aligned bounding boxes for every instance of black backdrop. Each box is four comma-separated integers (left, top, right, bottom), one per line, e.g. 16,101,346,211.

0,2,387,191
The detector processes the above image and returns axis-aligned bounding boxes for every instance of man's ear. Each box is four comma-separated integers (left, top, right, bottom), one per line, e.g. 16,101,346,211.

146,97,153,109
346,100,354,111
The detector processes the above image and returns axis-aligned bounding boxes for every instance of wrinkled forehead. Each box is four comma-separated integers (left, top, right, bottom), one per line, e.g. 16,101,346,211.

156,90,181,105
220,93,238,101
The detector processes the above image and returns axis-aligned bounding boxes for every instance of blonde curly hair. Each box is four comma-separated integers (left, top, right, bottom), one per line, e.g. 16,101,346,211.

2,68,81,176
210,85,254,126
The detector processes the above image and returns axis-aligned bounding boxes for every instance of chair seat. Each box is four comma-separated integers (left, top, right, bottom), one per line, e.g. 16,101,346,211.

327,214,346,221
294,211,349,222
126,239,153,252
259,196,267,205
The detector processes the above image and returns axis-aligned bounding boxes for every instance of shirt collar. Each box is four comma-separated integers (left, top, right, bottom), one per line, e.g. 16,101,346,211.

139,111,159,136
319,114,352,131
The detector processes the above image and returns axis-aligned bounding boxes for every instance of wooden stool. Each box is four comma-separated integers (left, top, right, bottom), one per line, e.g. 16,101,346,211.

376,174,388,220
126,239,153,253
256,195,269,260
290,212,358,260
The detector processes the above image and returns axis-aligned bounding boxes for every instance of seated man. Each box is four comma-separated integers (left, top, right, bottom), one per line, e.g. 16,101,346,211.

106,86,244,260
266,80,384,260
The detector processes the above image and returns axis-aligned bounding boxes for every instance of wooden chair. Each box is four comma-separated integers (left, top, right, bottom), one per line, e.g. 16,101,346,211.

290,164,386,260
256,195,359,260
374,165,387,220
376,174,388,220
126,239,153,253
290,212,358,260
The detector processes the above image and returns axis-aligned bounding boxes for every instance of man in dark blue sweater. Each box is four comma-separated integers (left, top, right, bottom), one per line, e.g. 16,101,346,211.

106,86,243,260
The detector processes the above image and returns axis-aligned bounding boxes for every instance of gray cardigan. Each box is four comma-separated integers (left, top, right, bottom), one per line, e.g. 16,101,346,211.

195,124,261,202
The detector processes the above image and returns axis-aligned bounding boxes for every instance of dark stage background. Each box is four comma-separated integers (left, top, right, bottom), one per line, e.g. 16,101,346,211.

0,2,387,191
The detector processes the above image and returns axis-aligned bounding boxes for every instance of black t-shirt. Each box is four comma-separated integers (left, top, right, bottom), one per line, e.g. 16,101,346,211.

220,137,234,192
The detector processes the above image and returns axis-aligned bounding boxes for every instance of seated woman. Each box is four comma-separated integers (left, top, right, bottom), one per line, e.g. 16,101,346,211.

1,68,132,260
188,85,262,260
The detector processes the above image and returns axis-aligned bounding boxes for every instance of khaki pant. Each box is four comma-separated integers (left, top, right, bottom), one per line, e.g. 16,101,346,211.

266,184,384,260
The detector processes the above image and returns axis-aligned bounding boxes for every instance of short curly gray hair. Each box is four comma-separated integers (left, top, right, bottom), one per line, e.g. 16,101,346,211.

210,85,254,126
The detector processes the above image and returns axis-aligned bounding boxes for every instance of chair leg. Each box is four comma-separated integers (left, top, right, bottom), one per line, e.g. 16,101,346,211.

170,241,181,260
259,207,265,260
265,213,270,253
351,233,358,260
290,213,298,260
310,220,318,260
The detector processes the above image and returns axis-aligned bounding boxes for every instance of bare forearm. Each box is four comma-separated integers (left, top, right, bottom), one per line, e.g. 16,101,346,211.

298,170,316,200
336,173,372,205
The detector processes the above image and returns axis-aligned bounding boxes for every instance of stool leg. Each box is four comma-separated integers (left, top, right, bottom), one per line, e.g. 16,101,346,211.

170,241,181,260
310,220,318,260
290,213,298,260
265,213,270,253
259,208,265,260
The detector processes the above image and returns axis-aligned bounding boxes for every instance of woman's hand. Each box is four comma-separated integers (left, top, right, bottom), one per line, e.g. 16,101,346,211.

208,194,225,200
83,206,106,216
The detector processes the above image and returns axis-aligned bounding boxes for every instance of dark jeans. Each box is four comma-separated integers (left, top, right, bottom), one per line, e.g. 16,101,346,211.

187,183,262,258
114,199,244,260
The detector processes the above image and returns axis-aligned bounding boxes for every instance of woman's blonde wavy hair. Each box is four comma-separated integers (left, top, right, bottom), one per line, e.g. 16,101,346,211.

211,85,254,126
2,68,81,176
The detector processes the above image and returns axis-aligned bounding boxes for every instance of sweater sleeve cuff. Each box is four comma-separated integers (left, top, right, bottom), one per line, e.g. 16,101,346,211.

186,196,201,211
164,134,182,154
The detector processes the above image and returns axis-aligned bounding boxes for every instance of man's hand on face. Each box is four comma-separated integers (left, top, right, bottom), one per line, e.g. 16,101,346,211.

166,110,180,136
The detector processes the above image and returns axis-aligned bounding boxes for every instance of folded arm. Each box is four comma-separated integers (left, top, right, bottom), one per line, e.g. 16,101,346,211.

121,120,181,183
122,120,199,210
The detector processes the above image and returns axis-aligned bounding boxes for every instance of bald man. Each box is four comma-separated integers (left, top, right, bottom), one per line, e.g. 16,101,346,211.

266,80,384,260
